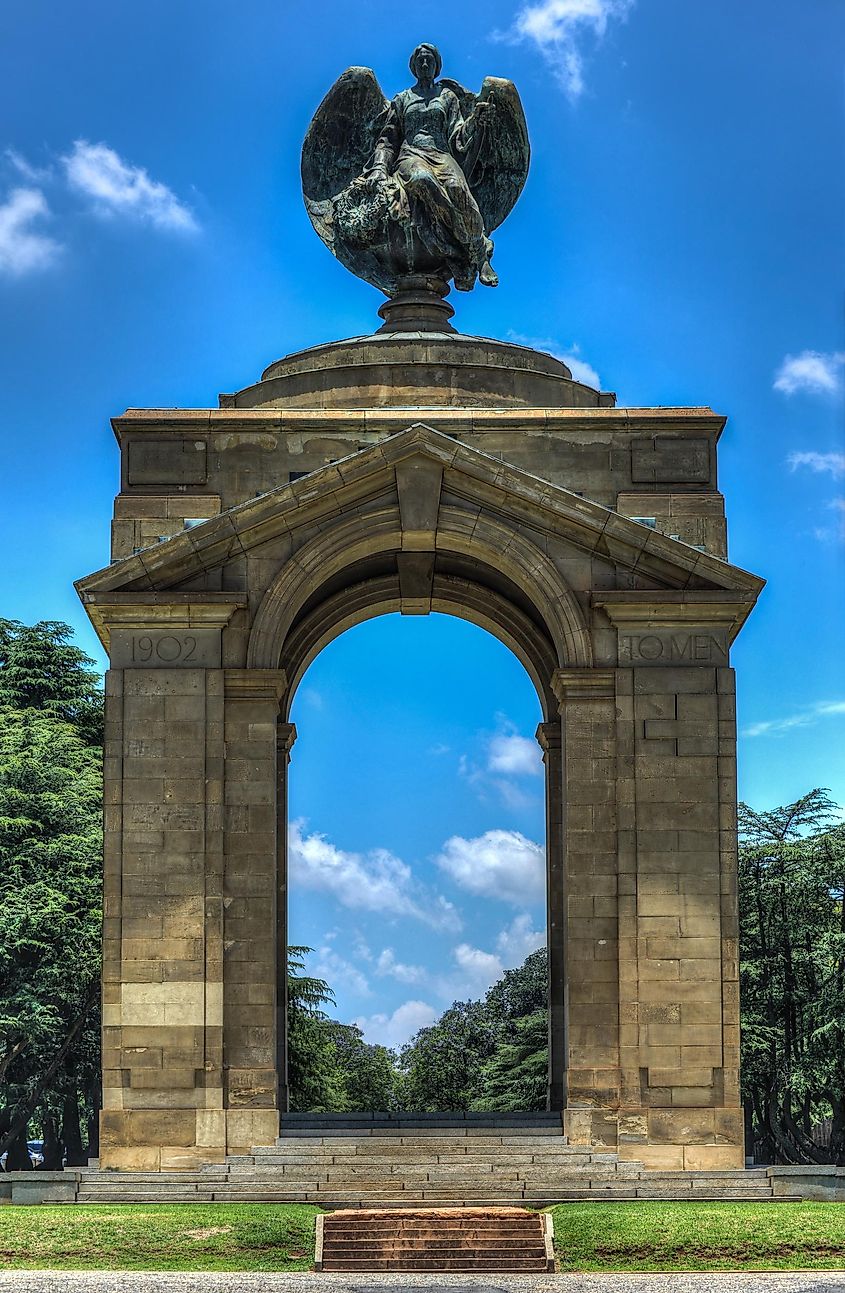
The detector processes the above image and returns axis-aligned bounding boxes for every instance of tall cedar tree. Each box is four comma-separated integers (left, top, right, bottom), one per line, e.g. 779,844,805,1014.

739,789,845,1164
0,620,103,1169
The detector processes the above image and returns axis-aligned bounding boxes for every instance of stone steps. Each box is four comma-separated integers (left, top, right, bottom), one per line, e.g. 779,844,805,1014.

73,1128,786,1204
316,1207,554,1273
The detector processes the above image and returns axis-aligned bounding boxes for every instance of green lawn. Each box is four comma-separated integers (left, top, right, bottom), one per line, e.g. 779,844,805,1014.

0,1203,320,1271
1,1200,844,1272
549,1201,845,1272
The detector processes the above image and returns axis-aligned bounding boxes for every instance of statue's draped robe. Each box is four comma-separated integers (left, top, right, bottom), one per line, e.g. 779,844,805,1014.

372,87,489,289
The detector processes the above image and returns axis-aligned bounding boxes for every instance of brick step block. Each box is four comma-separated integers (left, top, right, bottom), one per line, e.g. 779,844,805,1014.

318,1206,552,1274
325,1240,545,1253
320,1260,549,1272
328,1222,546,1231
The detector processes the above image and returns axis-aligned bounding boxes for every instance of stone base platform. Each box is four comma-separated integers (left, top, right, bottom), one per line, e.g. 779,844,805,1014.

1,1128,807,1205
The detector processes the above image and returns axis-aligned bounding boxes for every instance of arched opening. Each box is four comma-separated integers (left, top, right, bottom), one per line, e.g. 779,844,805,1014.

283,611,556,1114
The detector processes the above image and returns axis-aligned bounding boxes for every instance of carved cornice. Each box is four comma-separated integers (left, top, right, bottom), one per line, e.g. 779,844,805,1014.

592,590,758,641
224,668,288,704
78,592,248,650
551,668,616,706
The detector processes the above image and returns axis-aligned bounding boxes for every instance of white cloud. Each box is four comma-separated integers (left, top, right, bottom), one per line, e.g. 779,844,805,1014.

788,451,845,478
354,999,439,1049
312,945,371,998
431,923,545,1004
0,187,60,276
488,731,543,777
498,0,635,100
376,948,426,985
774,350,845,396
496,912,545,964
507,331,601,388
62,140,198,232
289,820,461,932
453,943,505,992
461,719,544,808
562,353,602,388
743,698,845,739
436,829,544,906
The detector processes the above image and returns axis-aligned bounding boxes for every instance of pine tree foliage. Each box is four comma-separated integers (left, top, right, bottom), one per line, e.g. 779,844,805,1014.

0,621,104,1168
739,788,845,1164
0,620,103,745
399,948,549,1112
471,1009,548,1111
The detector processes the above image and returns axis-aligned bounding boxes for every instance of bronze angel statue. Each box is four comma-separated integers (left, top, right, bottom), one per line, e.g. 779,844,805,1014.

301,43,530,297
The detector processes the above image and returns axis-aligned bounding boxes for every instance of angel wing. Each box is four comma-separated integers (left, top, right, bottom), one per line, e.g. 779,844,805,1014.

301,66,392,288
301,66,387,202
442,75,530,235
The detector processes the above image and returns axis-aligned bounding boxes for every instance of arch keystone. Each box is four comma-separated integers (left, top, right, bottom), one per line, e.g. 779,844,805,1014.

395,456,443,550
397,552,435,614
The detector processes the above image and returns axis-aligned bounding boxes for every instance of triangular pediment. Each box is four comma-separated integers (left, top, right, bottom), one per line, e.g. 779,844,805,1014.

76,423,764,605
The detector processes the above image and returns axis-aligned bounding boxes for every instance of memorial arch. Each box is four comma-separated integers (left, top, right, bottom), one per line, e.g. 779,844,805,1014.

78,333,763,1172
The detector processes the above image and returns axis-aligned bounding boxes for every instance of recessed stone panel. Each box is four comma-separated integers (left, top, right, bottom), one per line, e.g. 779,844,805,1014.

127,438,208,486
620,631,729,667
631,437,711,484
110,629,222,669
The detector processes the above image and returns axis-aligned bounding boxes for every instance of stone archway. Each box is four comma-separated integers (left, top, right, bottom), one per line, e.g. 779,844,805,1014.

79,365,763,1173
241,459,595,1114
278,609,557,1114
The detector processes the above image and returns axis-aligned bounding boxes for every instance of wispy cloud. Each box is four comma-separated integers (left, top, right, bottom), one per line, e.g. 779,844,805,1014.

376,948,427,986
788,451,845,478
496,0,634,100
289,820,461,932
496,912,545,963
814,498,845,543
507,330,601,388
774,350,845,396
0,187,60,276
62,140,198,232
312,944,371,998
743,698,845,739
4,148,53,184
460,718,543,808
436,829,544,906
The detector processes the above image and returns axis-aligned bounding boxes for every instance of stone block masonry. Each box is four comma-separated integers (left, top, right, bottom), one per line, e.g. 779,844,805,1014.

77,330,763,1171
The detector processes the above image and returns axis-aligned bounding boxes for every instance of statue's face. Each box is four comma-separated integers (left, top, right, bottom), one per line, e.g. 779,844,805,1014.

412,48,437,83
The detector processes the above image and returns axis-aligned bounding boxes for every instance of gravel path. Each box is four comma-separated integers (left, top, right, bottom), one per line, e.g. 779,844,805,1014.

2,1275,845,1293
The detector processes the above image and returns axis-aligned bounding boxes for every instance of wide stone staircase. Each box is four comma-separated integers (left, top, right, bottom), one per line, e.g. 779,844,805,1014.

316,1207,554,1273
74,1112,786,1204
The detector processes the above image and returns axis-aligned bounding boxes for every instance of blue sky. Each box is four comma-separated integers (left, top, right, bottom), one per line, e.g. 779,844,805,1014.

1,0,843,1045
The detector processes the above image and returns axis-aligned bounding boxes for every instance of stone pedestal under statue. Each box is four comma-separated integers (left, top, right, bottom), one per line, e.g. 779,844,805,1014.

77,326,762,1172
